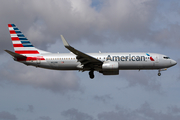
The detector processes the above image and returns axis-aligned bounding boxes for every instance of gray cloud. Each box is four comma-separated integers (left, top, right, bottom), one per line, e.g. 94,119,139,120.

152,24,180,48
168,105,180,114
37,116,51,120
15,108,24,112
93,94,113,103
27,105,34,113
15,105,34,113
99,0,157,40
119,71,162,92
0,111,17,120
61,103,180,120
177,59,180,80
0,60,82,94
1,0,179,54
61,108,95,120
98,102,180,120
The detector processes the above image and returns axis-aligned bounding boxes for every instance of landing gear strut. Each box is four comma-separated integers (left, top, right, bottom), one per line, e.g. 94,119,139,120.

158,70,161,76
157,68,167,76
89,70,94,79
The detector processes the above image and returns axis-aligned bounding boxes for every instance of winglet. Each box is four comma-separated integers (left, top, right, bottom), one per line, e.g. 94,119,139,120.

61,35,70,47
60,35,103,64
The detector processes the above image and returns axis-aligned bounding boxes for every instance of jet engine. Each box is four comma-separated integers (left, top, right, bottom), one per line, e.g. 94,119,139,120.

101,61,119,75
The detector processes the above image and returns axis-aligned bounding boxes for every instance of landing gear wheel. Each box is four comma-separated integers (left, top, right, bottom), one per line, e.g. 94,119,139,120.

158,73,161,76
89,70,94,79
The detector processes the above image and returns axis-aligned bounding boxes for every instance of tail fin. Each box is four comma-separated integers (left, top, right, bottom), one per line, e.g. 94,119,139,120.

8,24,49,56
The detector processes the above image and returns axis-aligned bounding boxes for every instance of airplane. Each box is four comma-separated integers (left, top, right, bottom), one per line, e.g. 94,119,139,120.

5,24,177,79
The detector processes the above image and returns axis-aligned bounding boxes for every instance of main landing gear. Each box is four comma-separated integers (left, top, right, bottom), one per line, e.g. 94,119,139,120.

89,70,94,79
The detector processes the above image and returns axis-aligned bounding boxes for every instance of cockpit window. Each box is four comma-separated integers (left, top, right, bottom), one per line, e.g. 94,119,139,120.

163,56,170,59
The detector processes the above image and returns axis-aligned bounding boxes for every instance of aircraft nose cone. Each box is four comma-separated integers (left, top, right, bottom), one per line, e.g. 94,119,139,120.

171,60,177,66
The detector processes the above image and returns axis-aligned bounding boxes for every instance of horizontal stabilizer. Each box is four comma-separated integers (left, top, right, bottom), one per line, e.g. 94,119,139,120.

5,50,27,59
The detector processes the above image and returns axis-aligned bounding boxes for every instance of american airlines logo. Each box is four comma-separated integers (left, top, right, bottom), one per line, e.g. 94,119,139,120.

106,53,154,61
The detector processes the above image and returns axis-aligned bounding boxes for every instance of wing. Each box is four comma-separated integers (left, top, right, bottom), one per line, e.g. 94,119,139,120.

61,35,103,69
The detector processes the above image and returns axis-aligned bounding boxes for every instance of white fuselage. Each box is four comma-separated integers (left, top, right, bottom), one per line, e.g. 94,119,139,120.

20,52,176,71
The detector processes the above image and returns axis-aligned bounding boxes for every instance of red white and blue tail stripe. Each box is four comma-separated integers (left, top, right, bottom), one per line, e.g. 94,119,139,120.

8,24,49,56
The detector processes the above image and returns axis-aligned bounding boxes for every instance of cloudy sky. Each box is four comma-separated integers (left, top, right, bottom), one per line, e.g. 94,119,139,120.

0,0,180,120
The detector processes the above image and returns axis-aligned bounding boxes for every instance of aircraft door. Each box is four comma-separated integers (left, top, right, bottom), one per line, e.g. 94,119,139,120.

156,55,159,63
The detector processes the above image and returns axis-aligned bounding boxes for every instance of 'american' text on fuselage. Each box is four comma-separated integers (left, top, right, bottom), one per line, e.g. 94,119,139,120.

106,54,146,61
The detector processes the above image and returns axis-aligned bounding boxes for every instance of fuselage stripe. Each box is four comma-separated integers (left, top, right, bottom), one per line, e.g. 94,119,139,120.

17,57,45,61
15,50,39,54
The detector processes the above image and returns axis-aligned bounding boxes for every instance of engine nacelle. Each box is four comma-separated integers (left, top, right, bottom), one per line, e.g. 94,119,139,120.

101,61,119,75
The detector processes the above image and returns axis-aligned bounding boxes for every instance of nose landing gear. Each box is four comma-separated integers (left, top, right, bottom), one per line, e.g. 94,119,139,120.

89,70,94,79
158,68,167,76
158,69,161,76
158,72,161,76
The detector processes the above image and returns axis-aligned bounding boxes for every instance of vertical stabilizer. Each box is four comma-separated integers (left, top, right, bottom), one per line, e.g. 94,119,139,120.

8,24,49,56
